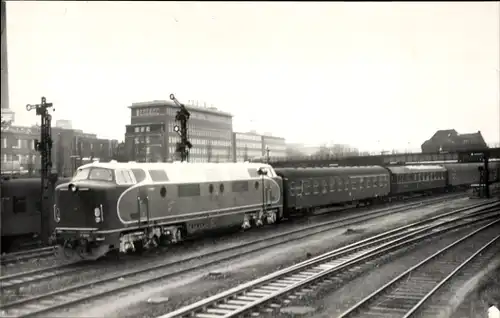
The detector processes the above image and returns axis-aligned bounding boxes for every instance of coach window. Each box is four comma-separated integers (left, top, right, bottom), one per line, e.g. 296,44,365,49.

350,178,357,190
13,196,27,213
148,170,169,182
366,177,371,188
313,179,319,194
359,177,364,190
329,177,335,192
131,169,147,183
337,177,343,191
303,180,311,195
322,179,328,194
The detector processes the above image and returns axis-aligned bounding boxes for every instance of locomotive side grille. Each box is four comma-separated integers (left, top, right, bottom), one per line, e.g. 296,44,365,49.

55,189,102,228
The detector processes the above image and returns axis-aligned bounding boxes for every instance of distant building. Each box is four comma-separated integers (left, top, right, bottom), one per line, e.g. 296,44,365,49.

55,119,73,130
125,100,233,163
421,129,488,153
232,132,263,162
262,135,286,159
1,125,118,176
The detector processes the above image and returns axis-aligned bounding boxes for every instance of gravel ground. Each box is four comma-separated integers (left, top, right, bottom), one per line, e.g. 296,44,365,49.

48,197,477,317
449,260,500,318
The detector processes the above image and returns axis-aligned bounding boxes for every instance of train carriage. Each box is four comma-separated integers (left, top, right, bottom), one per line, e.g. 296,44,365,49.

275,166,391,216
441,163,483,188
1,176,70,253
54,161,283,259
386,165,447,196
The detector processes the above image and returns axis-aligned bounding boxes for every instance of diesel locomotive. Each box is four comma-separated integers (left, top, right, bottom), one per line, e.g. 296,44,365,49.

51,160,499,260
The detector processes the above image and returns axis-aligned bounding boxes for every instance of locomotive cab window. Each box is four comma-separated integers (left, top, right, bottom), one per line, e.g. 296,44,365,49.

73,167,114,182
115,170,135,185
13,196,27,213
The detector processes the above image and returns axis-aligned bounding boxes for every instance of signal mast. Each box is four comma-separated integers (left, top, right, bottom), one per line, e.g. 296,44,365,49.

26,96,56,244
170,94,192,162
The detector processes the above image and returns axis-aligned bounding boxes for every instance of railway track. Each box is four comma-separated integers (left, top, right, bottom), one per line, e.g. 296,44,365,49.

336,224,500,318
0,247,56,266
154,203,500,318
0,193,467,297
0,197,489,317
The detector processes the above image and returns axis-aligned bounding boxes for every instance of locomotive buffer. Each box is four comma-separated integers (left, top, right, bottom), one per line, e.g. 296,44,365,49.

170,94,192,162
26,97,57,245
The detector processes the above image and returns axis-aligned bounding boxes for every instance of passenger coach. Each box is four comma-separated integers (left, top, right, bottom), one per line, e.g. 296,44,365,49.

275,166,391,216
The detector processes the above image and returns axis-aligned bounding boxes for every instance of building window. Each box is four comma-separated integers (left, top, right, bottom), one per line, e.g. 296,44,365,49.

135,127,140,133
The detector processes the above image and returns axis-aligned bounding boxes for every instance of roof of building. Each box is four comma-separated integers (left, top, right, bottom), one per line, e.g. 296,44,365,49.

129,100,233,117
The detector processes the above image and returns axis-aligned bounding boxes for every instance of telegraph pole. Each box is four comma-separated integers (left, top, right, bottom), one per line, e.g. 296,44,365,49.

26,97,56,245
170,94,192,162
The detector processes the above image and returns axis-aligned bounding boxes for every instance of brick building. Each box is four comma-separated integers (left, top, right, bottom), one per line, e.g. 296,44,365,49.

125,100,234,163
1,125,118,176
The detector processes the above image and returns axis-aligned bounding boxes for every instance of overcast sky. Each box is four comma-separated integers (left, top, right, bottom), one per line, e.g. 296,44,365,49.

5,2,500,152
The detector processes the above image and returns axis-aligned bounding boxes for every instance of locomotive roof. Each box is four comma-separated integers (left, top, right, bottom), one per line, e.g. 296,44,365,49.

274,166,389,178
386,165,447,174
77,161,277,182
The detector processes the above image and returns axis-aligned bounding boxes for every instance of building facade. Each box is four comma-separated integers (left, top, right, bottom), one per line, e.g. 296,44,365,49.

262,135,286,160
125,100,233,163
232,132,264,162
1,125,118,176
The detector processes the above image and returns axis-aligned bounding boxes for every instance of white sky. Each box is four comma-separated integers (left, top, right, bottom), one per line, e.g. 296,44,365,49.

5,1,500,152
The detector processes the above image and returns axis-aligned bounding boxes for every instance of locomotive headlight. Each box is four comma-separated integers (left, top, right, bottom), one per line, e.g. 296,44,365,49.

94,207,101,217
68,183,78,193
95,217,102,223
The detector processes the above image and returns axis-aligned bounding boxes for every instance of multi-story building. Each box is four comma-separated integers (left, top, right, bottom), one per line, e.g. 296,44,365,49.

1,125,118,176
125,100,233,163
232,132,264,162
262,135,286,160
